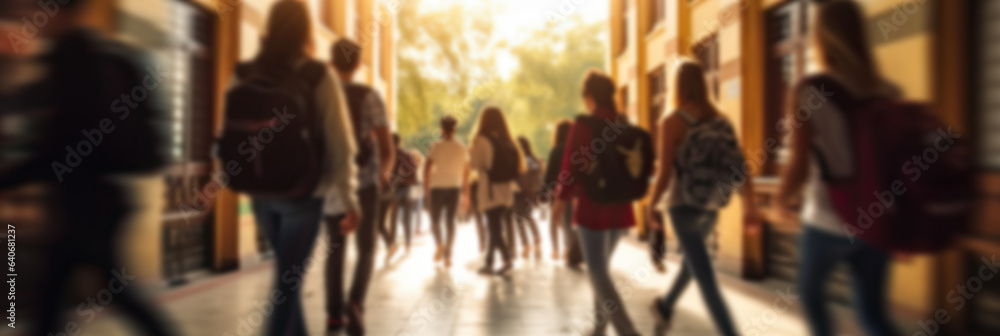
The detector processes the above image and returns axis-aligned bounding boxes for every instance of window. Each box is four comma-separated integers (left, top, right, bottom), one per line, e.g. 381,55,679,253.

692,33,720,100
648,66,667,127
319,0,334,31
762,0,809,175
978,0,1000,169
648,0,666,34
619,0,629,55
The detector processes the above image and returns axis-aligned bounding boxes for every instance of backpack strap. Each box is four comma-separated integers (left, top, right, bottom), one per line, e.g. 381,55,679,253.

676,110,698,125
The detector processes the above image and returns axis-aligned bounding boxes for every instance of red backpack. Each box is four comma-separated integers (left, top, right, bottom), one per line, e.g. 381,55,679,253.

829,99,975,253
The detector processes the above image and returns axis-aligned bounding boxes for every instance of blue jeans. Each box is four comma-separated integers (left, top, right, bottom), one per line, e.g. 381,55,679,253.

252,197,323,336
578,226,638,336
658,206,737,336
799,226,899,336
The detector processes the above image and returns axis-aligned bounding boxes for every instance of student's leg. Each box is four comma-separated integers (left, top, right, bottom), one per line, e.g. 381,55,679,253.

483,207,510,269
376,197,393,247
504,209,517,256
848,244,899,336
473,208,486,251
666,207,737,336
514,208,530,256
429,189,441,246
97,185,175,336
578,226,639,336
798,227,844,336
443,188,460,259
348,187,379,309
256,198,322,336
549,203,561,258
401,195,413,249
324,213,348,327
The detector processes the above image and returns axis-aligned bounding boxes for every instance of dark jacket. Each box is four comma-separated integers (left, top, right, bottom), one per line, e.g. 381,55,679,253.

0,29,168,189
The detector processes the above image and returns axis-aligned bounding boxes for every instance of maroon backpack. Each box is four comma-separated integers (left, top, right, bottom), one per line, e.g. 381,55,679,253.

217,60,327,198
828,99,975,253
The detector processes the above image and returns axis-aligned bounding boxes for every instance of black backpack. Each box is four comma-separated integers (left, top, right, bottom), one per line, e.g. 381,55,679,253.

486,135,521,184
577,114,654,203
217,60,327,198
343,83,376,166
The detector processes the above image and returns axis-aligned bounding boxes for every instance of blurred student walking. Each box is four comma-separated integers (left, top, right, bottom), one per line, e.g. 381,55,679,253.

408,149,426,236
381,134,419,258
324,38,395,336
0,1,175,335
543,121,582,264
424,115,469,268
778,2,902,335
648,59,757,336
469,107,522,275
221,2,359,335
552,71,653,336
511,136,543,260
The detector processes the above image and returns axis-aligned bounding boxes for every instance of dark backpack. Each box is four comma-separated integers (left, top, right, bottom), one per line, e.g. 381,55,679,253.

217,60,327,198
393,148,418,186
343,83,376,166
486,136,521,184
578,115,655,203
520,156,544,194
827,99,974,253
673,112,746,210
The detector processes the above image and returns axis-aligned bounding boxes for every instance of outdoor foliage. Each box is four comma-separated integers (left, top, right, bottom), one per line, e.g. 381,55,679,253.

395,0,606,159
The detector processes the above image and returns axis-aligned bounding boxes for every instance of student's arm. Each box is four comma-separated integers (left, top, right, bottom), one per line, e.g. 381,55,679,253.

366,92,394,188
318,68,359,215
777,89,813,210
647,114,684,229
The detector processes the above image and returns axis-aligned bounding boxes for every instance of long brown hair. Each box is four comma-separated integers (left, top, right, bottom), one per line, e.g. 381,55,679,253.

811,0,883,95
473,106,523,170
256,1,314,71
667,58,719,118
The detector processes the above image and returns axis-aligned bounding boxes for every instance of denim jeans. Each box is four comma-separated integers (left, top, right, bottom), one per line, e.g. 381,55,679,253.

659,206,737,336
252,197,323,336
798,226,899,336
326,186,380,321
577,226,638,336
429,188,460,257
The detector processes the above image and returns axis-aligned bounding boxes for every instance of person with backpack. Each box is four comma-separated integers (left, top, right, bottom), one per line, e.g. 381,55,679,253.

647,59,756,336
382,134,419,258
551,70,654,336
543,121,583,264
511,136,543,260
0,1,175,335
220,2,361,335
424,115,470,268
776,2,968,335
408,149,426,236
469,106,522,275
323,38,395,336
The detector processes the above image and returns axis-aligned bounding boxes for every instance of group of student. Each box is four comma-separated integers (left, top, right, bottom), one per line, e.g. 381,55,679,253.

4,0,961,335
224,1,929,336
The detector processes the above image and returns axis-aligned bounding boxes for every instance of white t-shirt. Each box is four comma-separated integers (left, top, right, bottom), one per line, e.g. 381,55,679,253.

426,138,469,189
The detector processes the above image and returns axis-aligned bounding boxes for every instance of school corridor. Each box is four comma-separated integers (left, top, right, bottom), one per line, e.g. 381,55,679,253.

69,217,881,336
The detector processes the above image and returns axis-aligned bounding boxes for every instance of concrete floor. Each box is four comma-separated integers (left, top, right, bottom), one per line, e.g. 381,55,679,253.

60,214,878,336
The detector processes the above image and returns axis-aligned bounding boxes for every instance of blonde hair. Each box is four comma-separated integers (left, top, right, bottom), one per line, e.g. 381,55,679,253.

811,0,882,94
667,58,719,117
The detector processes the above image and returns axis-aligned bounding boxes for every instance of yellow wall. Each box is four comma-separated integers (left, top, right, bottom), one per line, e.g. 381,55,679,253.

615,0,948,316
